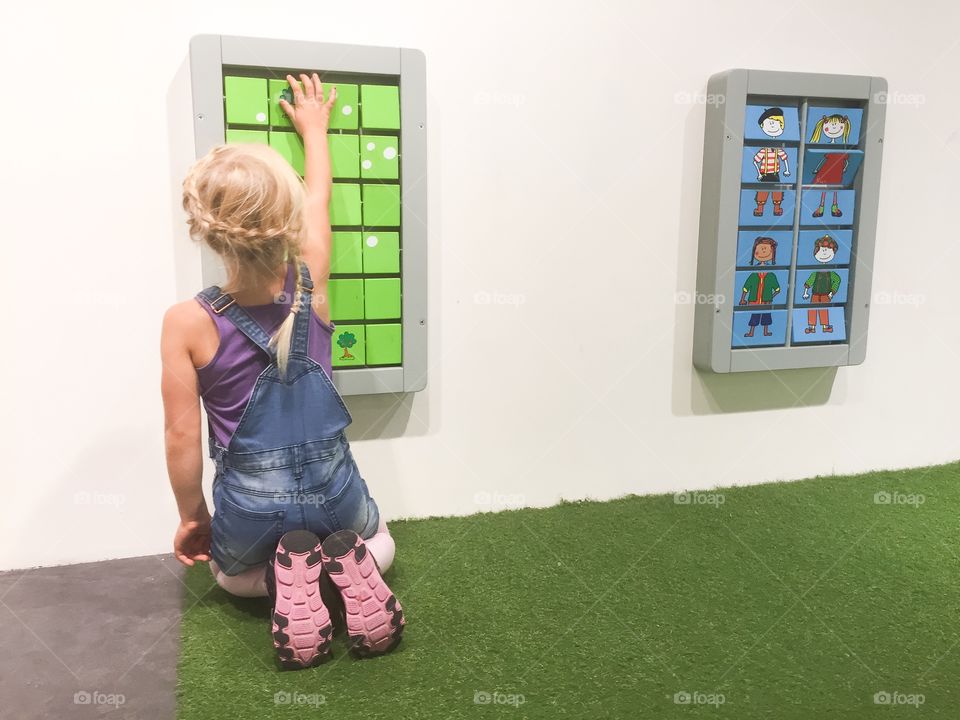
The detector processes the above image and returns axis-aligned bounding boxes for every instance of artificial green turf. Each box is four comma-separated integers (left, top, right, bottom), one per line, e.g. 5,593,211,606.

177,462,960,719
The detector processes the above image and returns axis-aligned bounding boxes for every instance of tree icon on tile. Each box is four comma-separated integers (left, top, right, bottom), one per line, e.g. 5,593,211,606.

337,331,358,360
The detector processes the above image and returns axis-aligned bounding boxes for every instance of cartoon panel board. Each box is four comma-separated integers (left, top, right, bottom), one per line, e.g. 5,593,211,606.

741,146,798,184
739,189,796,227
791,307,848,343
799,189,856,226
732,309,788,347
795,229,852,266
736,231,793,268
743,105,801,142
793,267,850,306
802,149,864,186
805,107,864,146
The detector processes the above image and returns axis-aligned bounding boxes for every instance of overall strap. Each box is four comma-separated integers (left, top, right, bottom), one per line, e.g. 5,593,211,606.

196,285,276,360
290,260,315,357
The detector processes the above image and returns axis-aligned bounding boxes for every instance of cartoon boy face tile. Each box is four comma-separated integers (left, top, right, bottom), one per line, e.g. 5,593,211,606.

758,107,785,138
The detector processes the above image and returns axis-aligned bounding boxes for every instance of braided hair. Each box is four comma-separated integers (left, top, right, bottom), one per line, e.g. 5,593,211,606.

182,143,307,378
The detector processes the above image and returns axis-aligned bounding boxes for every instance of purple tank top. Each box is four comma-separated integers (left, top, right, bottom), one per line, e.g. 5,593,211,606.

195,263,335,448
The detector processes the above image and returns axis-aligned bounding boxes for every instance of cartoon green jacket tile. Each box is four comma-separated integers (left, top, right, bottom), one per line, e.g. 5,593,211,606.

802,270,841,298
740,271,781,305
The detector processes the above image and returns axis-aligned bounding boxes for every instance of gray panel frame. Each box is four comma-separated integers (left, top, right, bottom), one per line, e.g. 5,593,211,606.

693,68,886,373
187,34,428,395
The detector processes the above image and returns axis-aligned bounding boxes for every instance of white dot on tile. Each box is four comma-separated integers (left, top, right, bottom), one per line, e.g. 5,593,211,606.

362,160,372,170
383,146,397,160
366,235,379,247
342,105,353,115
255,112,266,122
366,141,376,151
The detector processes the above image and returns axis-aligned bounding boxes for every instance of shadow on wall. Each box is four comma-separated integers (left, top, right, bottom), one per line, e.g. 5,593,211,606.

670,92,837,416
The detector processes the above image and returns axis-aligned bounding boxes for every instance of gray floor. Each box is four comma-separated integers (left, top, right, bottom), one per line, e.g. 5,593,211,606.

0,555,184,719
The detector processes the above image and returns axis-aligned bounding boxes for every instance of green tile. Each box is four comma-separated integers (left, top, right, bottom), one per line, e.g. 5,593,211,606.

224,76,268,125
361,85,400,129
330,184,362,226
225,129,268,145
268,78,300,128
360,135,399,179
362,232,400,274
268,131,304,175
366,323,402,365
328,134,360,179
331,232,363,275
329,83,359,130
331,324,365,367
364,278,401,320
328,278,365,321
362,184,401,226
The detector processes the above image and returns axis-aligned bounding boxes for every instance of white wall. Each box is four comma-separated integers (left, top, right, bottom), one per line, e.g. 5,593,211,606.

3,0,958,570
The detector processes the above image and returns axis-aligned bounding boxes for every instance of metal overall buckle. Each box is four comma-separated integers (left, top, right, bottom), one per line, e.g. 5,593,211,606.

210,293,236,314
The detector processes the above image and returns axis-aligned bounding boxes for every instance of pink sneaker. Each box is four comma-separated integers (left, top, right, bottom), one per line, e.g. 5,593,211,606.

320,529,405,658
270,530,334,670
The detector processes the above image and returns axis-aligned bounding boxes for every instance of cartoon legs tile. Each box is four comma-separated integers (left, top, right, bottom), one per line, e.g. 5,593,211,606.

754,191,784,217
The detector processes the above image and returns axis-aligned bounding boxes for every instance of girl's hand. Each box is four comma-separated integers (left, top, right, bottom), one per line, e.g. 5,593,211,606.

174,517,212,567
279,73,337,138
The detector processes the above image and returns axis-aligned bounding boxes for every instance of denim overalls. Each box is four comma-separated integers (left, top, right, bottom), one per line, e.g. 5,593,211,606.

197,261,380,576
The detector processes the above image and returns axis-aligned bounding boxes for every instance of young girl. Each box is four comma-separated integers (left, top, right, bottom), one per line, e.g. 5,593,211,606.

161,73,404,669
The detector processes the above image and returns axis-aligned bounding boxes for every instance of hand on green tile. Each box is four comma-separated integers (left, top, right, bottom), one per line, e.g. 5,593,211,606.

278,73,337,140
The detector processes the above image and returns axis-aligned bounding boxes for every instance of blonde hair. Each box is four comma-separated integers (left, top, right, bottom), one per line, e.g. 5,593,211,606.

809,114,851,144
182,143,306,378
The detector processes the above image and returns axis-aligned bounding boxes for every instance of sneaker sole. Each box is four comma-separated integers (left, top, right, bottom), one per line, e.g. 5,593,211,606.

320,529,405,658
272,530,333,670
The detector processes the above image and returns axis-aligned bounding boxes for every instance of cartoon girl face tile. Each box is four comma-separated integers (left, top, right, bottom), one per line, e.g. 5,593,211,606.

751,236,778,265
810,114,850,143
806,107,863,145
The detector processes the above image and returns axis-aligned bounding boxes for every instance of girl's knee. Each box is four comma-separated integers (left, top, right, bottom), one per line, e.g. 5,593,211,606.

210,560,269,598
365,523,396,574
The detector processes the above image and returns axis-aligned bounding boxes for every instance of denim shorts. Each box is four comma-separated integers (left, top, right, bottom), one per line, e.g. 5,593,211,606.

210,433,380,576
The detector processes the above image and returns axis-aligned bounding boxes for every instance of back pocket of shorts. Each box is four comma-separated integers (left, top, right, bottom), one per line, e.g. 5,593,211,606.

212,494,285,573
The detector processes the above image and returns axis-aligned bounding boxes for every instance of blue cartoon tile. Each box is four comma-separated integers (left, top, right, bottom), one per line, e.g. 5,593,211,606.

735,269,789,310
791,307,847,343
799,189,855,226
739,189,795,227
732,309,788,347
741,145,798,184
802,149,864,186
743,105,800,142
805,107,863,146
796,230,852,266
736,231,793,268
793,267,850,305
